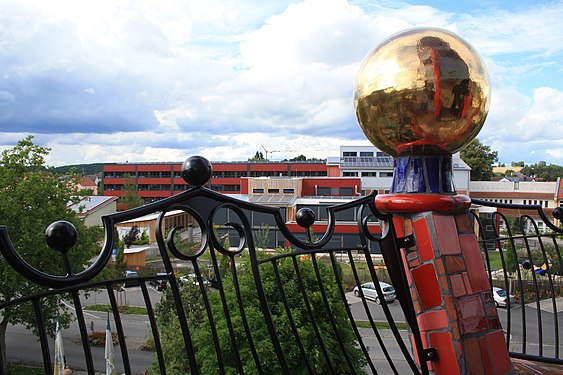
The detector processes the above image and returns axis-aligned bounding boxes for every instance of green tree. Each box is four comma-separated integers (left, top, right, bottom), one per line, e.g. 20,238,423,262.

289,154,307,161
521,162,563,181
120,174,144,210
460,138,499,181
248,151,267,162
153,250,366,374
0,136,98,371
511,161,525,167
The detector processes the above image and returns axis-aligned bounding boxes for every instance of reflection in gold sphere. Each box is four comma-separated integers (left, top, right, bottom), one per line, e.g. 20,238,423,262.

354,28,490,157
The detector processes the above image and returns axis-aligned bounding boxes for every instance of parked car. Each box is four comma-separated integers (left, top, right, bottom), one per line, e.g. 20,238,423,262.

353,281,396,304
123,270,140,287
492,287,515,308
149,272,168,291
179,273,209,287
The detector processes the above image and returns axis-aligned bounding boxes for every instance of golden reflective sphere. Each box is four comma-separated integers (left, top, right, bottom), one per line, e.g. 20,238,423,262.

354,28,490,156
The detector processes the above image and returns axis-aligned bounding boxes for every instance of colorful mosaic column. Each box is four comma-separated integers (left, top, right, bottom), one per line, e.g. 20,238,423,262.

354,29,514,374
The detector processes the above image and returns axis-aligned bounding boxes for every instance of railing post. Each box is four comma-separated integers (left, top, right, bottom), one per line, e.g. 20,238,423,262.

354,28,514,374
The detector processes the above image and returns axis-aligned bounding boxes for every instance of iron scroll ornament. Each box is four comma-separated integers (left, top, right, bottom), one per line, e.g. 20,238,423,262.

0,156,383,288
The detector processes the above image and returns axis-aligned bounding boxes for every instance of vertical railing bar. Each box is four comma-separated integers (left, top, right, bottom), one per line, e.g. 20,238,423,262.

549,235,562,358
329,250,379,374
140,281,166,375
32,298,51,375
270,259,315,374
375,223,429,375
207,246,244,374
156,214,200,375
494,214,524,350
240,208,290,375
309,253,356,373
71,290,95,374
497,212,525,352
521,221,543,356
230,255,263,375
105,283,131,375
290,255,337,375
536,232,559,358
192,260,226,375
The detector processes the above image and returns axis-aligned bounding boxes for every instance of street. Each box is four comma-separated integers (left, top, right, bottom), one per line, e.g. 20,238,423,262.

5,287,561,374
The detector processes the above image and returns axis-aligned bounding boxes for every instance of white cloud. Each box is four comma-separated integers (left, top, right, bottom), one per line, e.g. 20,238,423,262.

1,0,563,167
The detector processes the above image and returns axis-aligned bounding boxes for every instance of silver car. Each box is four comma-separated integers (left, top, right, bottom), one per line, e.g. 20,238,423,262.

353,281,396,304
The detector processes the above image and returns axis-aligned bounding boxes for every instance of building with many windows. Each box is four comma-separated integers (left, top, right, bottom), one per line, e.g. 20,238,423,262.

328,146,471,195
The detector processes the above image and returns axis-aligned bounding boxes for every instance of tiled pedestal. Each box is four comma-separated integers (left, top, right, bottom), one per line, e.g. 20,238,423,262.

378,194,514,375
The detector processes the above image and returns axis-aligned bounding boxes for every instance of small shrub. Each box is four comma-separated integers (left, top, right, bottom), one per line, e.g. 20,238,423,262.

88,331,119,346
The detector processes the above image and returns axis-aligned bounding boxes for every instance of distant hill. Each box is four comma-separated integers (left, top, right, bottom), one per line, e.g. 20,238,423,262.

50,163,114,176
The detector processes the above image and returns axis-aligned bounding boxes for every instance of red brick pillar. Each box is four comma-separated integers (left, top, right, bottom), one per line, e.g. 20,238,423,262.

377,192,514,374
353,28,514,374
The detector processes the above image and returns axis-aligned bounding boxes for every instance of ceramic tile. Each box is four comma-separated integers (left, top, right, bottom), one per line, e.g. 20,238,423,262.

414,217,435,262
433,214,461,255
456,295,487,334
459,234,490,293
412,263,443,310
429,331,460,375
485,330,513,374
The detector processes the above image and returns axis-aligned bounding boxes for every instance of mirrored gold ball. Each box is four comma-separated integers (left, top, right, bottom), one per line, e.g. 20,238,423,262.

354,28,490,156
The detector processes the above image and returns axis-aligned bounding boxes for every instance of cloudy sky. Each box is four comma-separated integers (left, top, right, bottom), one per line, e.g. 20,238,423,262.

1,0,562,166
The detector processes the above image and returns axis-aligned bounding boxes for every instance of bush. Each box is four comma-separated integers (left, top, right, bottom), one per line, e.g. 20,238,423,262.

153,250,367,374
88,331,119,346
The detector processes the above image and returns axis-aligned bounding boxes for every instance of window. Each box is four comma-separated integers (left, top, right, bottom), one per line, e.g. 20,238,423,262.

360,151,374,157
282,188,295,194
316,187,331,195
361,172,377,177
343,151,357,157
545,201,549,208
340,187,353,195
268,188,279,194
343,171,358,177
253,188,264,193
380,172,394,177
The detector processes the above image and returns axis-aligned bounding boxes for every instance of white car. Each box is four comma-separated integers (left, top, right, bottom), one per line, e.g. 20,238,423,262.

492,287,515,308
353,281,396,304
179,273,209,287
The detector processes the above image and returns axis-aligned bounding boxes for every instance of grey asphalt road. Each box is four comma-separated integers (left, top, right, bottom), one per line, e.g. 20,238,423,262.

6,289,559,374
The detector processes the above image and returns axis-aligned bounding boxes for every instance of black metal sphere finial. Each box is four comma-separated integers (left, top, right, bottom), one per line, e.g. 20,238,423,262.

553,206,563,220
181,156,212,187
296,208,315,228
45,220,78,253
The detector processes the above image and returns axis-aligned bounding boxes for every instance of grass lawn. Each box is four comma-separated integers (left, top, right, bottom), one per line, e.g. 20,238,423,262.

84,304,147,315
6,364,44,374
355,320,407,330
483,251,504,271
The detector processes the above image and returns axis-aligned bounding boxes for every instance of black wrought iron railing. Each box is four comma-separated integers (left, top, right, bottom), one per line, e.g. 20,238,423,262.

0,157,561,374
471,199,563,365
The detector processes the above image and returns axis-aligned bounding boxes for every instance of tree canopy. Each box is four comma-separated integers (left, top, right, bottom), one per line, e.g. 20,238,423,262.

521,162,563,181
153,250,366,374
248,151,267,162
0,136,100,370
460,138,498,181
120,174,144,210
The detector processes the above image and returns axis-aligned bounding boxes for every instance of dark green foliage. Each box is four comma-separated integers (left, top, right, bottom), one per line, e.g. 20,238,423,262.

521,161,563,181
50,163,109,175
248,151,267,162
0,136,98,371
153,250,366,374
120,174,144,210
460,138,499,181
123,225,140,249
